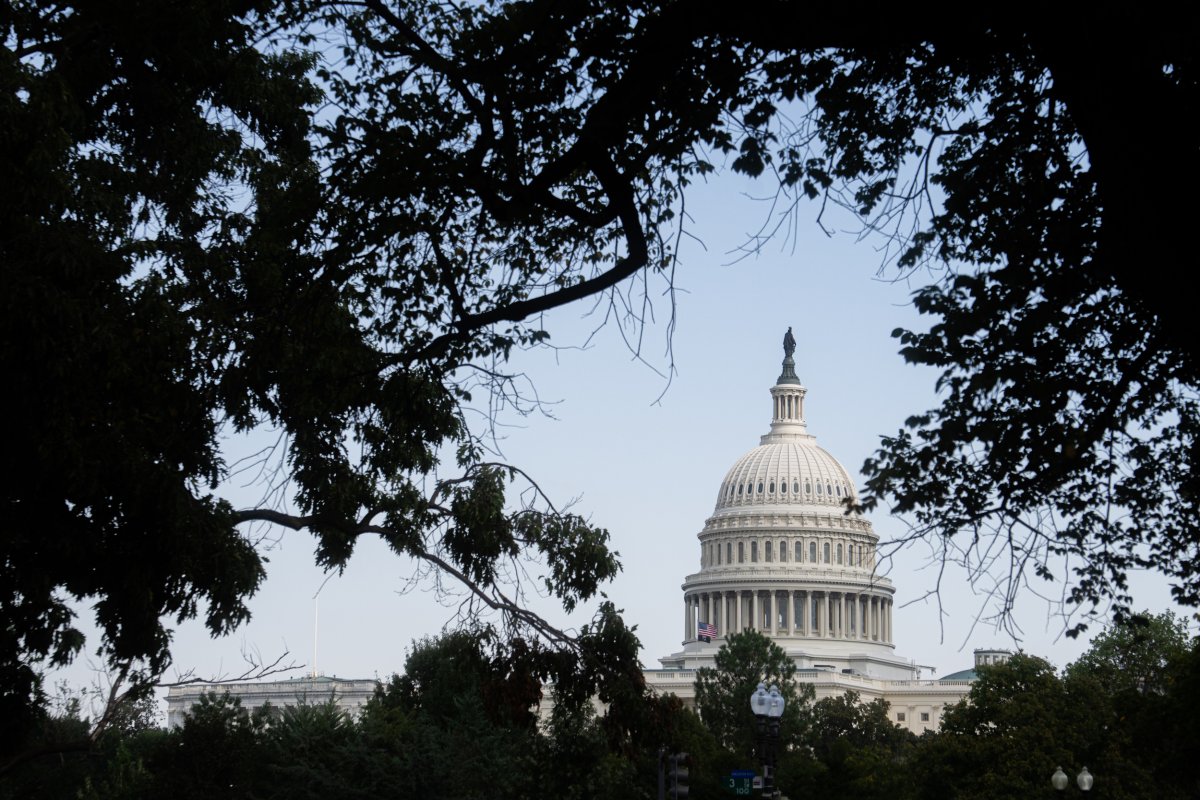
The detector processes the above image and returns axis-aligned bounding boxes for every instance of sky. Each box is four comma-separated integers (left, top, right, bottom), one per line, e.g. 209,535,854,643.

57,167,1189,709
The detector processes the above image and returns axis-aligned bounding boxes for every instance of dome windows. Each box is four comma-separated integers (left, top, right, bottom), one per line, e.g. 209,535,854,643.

781,481,787,494
757,482,764,494
769,481,775,493
805,481,812,494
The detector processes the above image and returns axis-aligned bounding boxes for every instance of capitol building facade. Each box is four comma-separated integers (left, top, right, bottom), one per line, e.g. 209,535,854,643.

642,332,989,733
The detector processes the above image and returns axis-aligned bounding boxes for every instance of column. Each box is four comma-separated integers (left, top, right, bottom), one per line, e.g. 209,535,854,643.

840,593,848,638
683,594,690,642
886,600,892,643
736,591,743,631
719,591,727,638
866,596,874,641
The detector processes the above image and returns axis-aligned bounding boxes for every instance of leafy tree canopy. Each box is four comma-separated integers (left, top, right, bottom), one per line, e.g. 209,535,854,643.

5,0,1197,763
693,630,813,756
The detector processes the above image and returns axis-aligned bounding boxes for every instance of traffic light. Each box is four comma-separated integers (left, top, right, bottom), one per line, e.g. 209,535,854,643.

668,752,689,800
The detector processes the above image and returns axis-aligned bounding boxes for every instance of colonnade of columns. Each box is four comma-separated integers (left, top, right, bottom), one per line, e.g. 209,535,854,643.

684,588,892,644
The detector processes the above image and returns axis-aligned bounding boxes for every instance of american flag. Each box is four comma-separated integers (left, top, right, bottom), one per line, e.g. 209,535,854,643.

698,621,717,641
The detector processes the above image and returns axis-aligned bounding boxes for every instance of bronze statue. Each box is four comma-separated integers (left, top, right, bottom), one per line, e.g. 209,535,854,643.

783,326,796,358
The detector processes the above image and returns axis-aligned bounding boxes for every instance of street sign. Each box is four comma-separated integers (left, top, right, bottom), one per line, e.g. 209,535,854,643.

726,770,755,796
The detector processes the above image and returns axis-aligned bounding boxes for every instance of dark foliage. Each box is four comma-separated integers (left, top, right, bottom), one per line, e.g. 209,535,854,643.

6,0,1197,772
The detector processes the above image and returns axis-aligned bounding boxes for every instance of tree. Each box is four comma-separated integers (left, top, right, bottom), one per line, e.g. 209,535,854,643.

300,0,1200,635
693,631,812,757
910,654,1101,799
1065,610,1192,695
781,691,914,800
7,0,1197,766
1062,613,1200,800
3,0,635,759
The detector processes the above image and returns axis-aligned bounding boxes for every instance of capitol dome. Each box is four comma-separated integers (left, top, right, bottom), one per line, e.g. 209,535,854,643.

658,328,914,680
716,441,858,512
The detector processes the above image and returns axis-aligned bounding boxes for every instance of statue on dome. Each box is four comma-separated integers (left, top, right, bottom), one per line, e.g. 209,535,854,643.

782,326,796,358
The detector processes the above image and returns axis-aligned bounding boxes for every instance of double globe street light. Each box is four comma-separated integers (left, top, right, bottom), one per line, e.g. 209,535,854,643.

1051,766,1094,793
750,682,785,798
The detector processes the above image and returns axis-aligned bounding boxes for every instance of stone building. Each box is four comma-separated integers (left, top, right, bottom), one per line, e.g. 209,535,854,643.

165,674,377,729
642,334,987,733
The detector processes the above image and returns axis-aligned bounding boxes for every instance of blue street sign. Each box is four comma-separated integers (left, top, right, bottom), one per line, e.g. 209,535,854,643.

726,771,756,796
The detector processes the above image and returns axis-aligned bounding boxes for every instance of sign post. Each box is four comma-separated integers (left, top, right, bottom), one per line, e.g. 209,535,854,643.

726,770,756,796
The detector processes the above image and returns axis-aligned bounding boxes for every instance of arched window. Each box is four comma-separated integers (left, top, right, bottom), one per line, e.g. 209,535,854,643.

769,481,775,493
738,542,744,563
823,542,831,563
779,541,787,562
757,482,764,494
836,485,842,496
781,481,787,494
727,542,733,564
751,541,759,562
809,542,817,562
765,541,773,562
795,481,801,494
826,483,833,495
837,543,843,564
738,484,744,495
795,541,802,561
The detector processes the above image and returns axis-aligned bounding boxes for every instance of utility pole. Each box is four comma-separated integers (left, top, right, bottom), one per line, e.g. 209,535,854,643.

311,572,335,678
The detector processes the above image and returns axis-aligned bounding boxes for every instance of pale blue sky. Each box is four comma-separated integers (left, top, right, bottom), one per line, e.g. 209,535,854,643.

58,167,1187,704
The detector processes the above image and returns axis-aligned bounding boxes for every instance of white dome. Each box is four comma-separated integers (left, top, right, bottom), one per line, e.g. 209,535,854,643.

716,439,857,512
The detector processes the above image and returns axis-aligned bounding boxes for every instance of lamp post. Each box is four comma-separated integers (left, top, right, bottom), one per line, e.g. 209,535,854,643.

1051,766,1094,794
750,682,785,799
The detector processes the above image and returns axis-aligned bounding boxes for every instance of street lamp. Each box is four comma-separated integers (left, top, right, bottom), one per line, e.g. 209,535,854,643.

1051,766,1094,793
750,682,785,798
